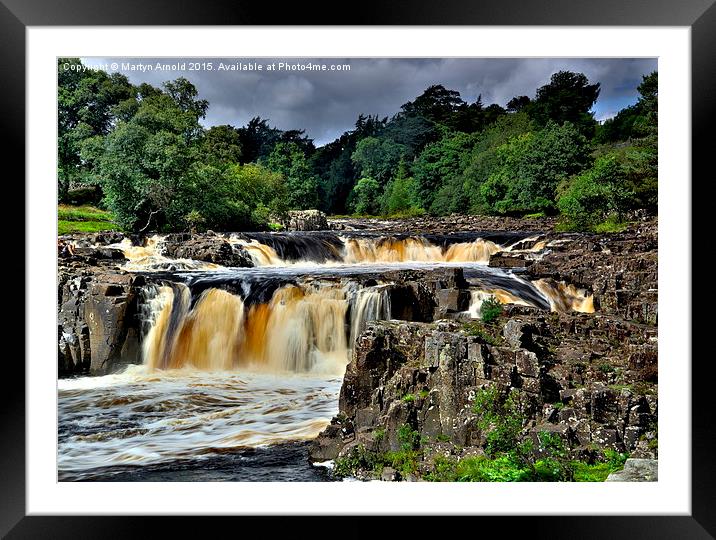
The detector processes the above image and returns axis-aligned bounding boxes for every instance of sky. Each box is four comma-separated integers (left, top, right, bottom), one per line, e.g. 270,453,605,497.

82,57,657,147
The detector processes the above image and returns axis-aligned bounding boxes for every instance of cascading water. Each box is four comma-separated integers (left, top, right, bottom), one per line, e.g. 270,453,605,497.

60,226,598,480
348,284,392,345
110,235,221,272
140,281,365,376
533,278,595,313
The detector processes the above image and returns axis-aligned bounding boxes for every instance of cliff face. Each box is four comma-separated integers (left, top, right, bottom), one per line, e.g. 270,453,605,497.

310,220,658,480
58,241,146,375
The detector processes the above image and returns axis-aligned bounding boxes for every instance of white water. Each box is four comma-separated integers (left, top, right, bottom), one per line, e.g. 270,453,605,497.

58,365,341,478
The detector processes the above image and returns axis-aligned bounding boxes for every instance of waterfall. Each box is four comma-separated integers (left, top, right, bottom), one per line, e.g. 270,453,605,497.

140,282,366,375
349,285,392,345
533,279,595,313
342,237,501,265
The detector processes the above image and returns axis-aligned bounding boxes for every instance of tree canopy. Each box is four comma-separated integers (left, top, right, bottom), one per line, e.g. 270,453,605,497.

58,60,657,232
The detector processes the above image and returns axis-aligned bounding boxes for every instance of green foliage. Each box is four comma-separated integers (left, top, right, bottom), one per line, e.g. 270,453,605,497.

557,154,631,230
456,454,531,482
201,125,243,166
526,70,600,137
480,296,503,324
383,450,421,477
380,160,423,216
594,215,629,233
266,142,320,210
58,220,119,235
462,321,503,346
472,387,525,456
596,71,657,143
58,204,113,222
58,58,136,201
184,210,206,233
373,427,386,443
333,445,379,478
58,60,657,230
598,362,616,374
572,450,628,482
402,393,416,403
412,132,477,214
350,177,382,215
351,137,408,185
397,424,422,452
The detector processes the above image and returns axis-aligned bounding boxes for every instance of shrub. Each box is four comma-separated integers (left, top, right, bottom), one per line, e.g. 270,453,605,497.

480,296,503,324
397,424,421,452
557,154,630,230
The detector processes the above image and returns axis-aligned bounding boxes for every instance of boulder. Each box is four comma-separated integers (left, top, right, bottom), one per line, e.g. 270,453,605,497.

279,210,329,231
163,235,253,267
605,458,658,482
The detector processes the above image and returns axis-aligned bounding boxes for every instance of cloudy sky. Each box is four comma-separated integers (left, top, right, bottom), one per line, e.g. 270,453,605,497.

83,57,657,146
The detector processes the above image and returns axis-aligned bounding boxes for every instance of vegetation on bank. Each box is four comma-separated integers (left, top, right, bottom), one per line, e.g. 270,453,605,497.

59,58,657,234
333,387,630,482
58,204,118,235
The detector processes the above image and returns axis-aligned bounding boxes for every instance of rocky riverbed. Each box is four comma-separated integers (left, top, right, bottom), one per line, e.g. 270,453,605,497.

57,215,658,481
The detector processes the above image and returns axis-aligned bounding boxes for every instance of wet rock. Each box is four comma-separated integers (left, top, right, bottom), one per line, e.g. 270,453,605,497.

309,424,345,462
163,235,253,267
84,274,144,374
489,253,532,268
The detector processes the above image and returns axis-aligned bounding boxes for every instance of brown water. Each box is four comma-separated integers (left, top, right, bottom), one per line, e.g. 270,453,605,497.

59,230,594,481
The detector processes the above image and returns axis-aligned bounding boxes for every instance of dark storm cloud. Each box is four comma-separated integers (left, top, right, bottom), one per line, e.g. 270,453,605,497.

82,57,657,146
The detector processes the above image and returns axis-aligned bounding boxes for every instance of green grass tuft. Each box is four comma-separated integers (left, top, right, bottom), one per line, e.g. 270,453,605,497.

58,204,118,235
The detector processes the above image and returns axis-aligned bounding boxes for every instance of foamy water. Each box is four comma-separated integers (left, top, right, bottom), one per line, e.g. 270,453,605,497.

58,365,341,480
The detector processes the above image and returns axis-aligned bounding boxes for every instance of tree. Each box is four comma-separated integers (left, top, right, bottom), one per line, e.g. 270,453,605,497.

557,154,630,229
57,58,135,200
201,125,243,166
400,84,466,126
93,91,201,231
506,96,531,113
266,142,320,210
162,77,208,120
350,178,382,215
472,121,590,215
463,112,536,212
236,117,282,163
351,137,408,185
381,159,421,215
412,132,478,214
527,71,600,137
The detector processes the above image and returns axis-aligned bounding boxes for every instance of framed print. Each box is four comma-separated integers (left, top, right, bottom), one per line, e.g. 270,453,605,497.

5,0,712,536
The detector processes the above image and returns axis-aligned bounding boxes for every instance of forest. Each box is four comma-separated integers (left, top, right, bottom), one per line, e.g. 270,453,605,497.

58,58,657,233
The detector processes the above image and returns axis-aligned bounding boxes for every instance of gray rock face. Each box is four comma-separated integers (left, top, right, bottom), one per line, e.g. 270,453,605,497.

279,210,329,231
58,270,145,375
528,221,657,324
163,235,253,267
606,458,658,481
310,307,658,472
84,274,143,373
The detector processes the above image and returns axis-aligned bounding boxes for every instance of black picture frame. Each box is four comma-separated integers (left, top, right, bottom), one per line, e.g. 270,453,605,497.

4,0,710,536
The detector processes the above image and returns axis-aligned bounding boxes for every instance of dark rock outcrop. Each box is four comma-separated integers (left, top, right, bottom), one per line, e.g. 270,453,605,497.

527,221,657,324
163,234,253,267
58,269,145,375
310,309,658,471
